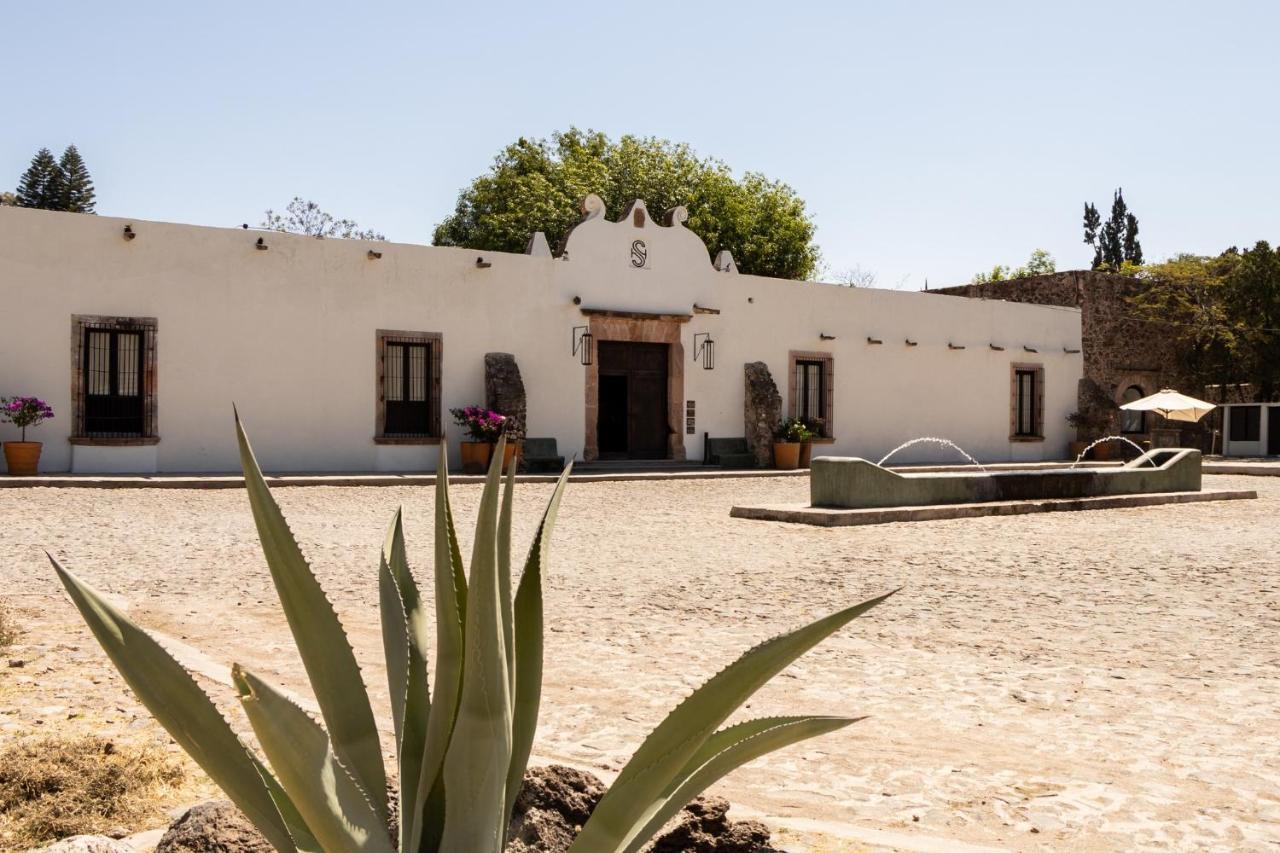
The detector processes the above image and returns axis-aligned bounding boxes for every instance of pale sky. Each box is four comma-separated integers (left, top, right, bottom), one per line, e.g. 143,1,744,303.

5,1,1277,288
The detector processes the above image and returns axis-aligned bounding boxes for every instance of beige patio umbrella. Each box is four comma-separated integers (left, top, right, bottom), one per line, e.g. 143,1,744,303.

1119,388,1217,422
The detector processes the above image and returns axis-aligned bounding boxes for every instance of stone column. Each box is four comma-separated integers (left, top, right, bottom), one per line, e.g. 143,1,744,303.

484,353,527,440
744,362,781,468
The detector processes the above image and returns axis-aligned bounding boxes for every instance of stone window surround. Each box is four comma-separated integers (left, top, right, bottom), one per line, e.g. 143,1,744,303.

374,329,443,445
787,350,835,442
581,309,688,462
69,314,159,446
1009,362,1045,442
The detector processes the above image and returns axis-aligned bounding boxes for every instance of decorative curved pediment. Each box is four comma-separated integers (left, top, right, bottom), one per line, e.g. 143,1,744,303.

558,196,715,274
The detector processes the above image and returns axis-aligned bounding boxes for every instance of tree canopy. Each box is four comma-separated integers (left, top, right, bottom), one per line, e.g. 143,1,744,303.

970,249,1056,284
261,198,385,240
1083,189,1141,270
1131,241,1280,400
12,145,95,213
432,128,821,280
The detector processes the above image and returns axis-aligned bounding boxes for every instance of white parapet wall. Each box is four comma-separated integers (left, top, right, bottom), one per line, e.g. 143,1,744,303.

0,202,1084,474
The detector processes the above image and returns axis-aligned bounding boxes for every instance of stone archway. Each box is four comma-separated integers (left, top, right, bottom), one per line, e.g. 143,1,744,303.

582,309,688,462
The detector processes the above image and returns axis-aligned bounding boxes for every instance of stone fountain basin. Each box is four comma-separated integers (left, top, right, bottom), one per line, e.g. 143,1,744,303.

811,449,1202,509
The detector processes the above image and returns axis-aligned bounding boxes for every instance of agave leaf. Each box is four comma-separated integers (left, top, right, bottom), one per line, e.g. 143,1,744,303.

234,413,388,821
504,463,574,826
498,456,516,699
234,667,395,853
440,436,514,853
572,589,897,850
617,716,863,853
378,509,431,852
413,440,470,848
48,557,300,853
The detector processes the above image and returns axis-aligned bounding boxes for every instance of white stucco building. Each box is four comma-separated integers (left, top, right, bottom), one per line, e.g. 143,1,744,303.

0,199,1083,474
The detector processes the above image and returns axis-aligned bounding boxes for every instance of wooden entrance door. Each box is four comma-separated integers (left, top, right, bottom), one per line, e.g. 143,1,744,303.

597,341,670,459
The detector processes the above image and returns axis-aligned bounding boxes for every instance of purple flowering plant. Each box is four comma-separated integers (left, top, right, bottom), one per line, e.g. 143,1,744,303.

449,405,510,442
2,396,55,442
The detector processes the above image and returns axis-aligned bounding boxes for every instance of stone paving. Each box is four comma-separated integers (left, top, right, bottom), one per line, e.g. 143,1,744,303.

1,474,1277,851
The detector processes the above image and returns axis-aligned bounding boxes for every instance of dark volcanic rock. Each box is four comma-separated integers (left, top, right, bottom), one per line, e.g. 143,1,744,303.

743,362,782,468
156,800,272,853
485,352,527,441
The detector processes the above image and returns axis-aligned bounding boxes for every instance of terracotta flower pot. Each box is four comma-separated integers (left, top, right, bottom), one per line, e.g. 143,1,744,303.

799,441,813,469
460,441,492,475
1091,441,1115,462
773,442,800,470
3,441,42,476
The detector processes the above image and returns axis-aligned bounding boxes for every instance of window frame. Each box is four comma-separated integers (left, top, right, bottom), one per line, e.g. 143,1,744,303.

787,351,835,439
70,315,159,445
1229,405,1261,443
1009,363,1045,441
374,329,442,444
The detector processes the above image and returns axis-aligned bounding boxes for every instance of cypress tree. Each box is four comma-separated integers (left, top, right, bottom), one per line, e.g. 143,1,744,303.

1123,211,1142,265
1082,202,1102,269
15,148,61,209
58,145,96,213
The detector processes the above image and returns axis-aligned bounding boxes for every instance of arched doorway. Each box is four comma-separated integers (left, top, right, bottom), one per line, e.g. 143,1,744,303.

1120,385,1146,434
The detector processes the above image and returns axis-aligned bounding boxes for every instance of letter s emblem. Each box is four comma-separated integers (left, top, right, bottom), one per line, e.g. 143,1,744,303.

630,239,647,268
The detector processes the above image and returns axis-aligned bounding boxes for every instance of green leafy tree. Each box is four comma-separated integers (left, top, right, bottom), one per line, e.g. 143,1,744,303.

57,145,96,213
970,249,1055,283
14,148,63,209
433,128,821,280
1084,189,1141,269
1131,242,1280,400
0,191,18,206
261,197,385,240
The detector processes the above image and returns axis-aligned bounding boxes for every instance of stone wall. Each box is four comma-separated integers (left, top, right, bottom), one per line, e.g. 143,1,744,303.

934,271,1205,446
743,362,781,467
484,352,527,440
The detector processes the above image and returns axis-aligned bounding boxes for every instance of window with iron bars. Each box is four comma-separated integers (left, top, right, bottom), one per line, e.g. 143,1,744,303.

72,316,157,441
377,332,442,440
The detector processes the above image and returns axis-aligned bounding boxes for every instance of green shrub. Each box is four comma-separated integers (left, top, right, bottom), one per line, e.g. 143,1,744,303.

51,415,894,852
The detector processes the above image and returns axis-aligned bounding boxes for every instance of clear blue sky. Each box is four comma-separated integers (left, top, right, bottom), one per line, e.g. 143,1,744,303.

5,1,1278,288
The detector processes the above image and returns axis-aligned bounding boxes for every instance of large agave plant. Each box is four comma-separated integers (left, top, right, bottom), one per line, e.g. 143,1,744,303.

50,415,894,852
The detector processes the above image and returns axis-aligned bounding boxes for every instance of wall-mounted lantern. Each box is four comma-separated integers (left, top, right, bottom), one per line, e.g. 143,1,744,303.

255,237,268,251
367,249,383,260
122,224,136,241
572,325,594,365
693,333,715,370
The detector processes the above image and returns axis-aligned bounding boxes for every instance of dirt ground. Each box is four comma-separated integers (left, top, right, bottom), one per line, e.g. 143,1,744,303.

1,473,1277,851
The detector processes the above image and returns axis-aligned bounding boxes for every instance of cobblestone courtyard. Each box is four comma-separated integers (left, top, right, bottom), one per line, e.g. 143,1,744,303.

2,474,1277,851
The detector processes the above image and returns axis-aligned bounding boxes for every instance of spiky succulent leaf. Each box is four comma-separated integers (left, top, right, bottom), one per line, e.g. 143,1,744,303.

234,667,395,853
378,509,432,852
572,589,897,850
413,440,469,847
618,715,863,853
498,458,516,699
504,462,573,826
234,413,388,820
48,557,302,853
440,436,515,852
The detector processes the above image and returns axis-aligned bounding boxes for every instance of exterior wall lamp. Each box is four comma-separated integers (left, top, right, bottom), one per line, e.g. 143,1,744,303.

255,237,268,251
572,326,594,365
122,224,136,241
475,256,492,269
367,250,383,260
693,333,715,370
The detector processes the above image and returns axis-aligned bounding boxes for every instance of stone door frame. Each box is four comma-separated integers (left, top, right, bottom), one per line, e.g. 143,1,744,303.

582,308,688,462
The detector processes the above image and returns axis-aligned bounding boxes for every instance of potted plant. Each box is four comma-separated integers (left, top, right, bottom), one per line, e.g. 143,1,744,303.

2,396,55,476
451,406,513,474
799,417,825,468
773,418,811,470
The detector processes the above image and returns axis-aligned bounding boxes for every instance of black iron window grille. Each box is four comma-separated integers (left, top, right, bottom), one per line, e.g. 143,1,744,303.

74,317,157,439
795,358,827,425
378,333,442,438
1014,368,1039,437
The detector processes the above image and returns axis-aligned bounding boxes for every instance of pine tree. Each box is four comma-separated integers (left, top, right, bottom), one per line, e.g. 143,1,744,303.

1123,211,1142,265
58,145,96,213
1082,202,1102,269
15,148,61,209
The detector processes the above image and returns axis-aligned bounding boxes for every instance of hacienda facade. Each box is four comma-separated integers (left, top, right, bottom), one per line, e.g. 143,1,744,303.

0,198,1083,474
